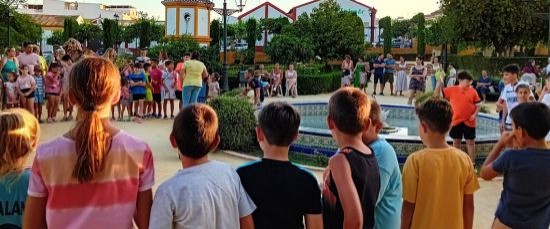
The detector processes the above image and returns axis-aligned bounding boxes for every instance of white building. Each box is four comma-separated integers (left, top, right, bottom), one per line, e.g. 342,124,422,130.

17,0,139,22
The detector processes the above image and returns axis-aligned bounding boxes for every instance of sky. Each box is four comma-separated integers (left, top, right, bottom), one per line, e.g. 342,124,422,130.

26,0,440,20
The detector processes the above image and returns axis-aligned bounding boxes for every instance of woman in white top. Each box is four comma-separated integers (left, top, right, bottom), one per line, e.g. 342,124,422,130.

395,56,408,96
285,64,298,98
430,57,441,91
447,63,457,87
341,55,353,87
539,74,550,142
270,63,283,97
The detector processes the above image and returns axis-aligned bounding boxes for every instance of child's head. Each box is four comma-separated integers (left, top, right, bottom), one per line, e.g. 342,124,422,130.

449,63,455,69
34,65,42,76
502,64,520,84
19,65,29,75
151,58,159,68
510,102,550,145
515,84,531,103
362,100,383,144
246,69,255,80
456,71,473,89
133,63,143,73
143,63,151,73
68,57,121,182
7,72,16,82
211,72,220,82
49,62,61,73
257,102,300,148
165,60,174,70
0,108,40,177
170,104,219,159
328,87,371,136
61,54,72,63
415,98,453,141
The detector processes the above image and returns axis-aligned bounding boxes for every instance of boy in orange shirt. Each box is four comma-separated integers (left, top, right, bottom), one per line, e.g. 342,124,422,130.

435,71,482,163
401,98,479,229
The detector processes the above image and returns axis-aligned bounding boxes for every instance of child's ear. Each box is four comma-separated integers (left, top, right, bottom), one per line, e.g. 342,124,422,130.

420,121,428,134
169,133,178,148
213,134,221,150
327,116,335,130
256,127,264,142
112,89,121,105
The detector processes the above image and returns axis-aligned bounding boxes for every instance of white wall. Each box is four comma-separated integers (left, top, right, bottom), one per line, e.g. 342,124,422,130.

19,0,134,20
166,8,177,36
179,8,195,36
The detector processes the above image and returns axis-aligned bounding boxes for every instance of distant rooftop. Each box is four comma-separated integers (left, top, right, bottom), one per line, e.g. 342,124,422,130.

162,0,214,4
28,14,80,27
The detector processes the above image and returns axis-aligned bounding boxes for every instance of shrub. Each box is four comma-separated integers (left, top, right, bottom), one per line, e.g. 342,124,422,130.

222,88,244,97
296,72,341,95
414,91,434,106
208,96,257,152
448,56,548,79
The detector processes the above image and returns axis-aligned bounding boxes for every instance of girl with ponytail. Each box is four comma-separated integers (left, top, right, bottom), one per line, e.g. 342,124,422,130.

24,57,155,229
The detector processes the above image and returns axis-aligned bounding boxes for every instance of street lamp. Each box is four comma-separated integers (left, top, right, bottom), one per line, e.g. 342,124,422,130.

7,11,14,47
214,0,247,91
113,13,120,52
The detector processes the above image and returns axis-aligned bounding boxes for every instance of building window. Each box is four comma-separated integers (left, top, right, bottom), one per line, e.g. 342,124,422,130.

65,2,78,10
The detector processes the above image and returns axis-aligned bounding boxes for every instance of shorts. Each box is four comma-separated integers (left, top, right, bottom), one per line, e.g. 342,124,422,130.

120,98,132,107
504,123,513,131
133,94,145,101
46,93,60,97
450,122,476,140
341,76,351,85
360,73,367,85
175,90,182,100
153,93,162,102
35,91,44,104
164,89,176,100
374,74,384,84
21,88,35,99
383,73,394,84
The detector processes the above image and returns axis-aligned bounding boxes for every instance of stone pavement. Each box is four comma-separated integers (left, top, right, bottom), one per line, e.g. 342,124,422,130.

34,86,501,228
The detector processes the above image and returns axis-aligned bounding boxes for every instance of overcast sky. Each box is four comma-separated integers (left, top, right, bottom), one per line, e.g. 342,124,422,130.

27,0,440,20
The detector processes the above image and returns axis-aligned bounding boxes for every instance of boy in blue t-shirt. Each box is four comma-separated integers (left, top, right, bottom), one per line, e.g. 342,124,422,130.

481,102,550,228
128,63,147,123
362,100,402,229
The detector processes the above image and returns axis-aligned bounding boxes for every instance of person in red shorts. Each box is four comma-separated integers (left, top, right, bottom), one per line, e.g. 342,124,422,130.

435,71,482,164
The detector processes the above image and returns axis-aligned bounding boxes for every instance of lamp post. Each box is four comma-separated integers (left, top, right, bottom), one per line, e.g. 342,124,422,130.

114,13,120,52
214,0,246,91
7,11,14,47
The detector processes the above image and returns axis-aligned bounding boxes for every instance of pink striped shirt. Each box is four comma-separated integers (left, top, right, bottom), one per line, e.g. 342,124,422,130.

28,131,155,229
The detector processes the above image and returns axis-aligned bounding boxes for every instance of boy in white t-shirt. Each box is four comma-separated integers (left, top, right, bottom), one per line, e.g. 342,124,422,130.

150,104,256,229
498,64,534,132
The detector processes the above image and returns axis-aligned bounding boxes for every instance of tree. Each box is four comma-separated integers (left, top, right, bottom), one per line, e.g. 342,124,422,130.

63,18,79,41
265,34,314,65
132,14,165,48
245,18,261,50
0,5,42,49
102,19,117,49
121,25,137,45
210,19,221,46
228,21,246,43
47,30,64,47
260,17,291,35
412,13,425,56
379,16,392,55
0,0,25,7
75,23,101,48
392,19,413,38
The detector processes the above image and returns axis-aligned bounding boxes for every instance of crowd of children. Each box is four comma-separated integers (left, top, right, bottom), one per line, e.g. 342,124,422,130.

2,51,550,229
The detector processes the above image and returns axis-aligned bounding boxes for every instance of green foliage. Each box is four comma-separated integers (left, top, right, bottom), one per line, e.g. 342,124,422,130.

260,17,291,35
0,6,42,49
75,23,102,46
296,72,341,95
208,96,257,152
102,19,117,49
148,37,221,73
245,18,261,53
414,91,434,106
47,30,64,47
221,88,244,97
265,34,315,65
228,20,246,43
380,16,392,55
392,19,413,38
210,19,221,46
412,13,425,57
448,55,548,78
121,25,137,44
441,0,548,55
114,53,135,69
63,18,79,41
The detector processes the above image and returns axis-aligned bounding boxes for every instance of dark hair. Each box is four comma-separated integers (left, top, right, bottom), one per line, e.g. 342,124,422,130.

165,60,174,67
143,63,151,71
212,72,220,81
49,62,61,71
449,62,455,68
258,102,301,146
503,64,520,75
133,63,143,69
457,71,473,81
150,58,159,64
328,87,371,135
247,69,255,77
417,56,424,65
172,104,219,158
191,52,200,60
415,97,453,134
515,84,530,93
61,54,71,62
184,52,191,57
23,42,33,48
510,102,550,140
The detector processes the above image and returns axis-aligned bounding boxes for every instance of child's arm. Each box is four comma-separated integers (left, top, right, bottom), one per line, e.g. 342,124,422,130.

330,154,363,228
401,200,415,229
480,132,514,180
434,76,445,97
305,214,323,229
463,194,474,229
23,196,48,229
134,189,153,229
239,215,254,229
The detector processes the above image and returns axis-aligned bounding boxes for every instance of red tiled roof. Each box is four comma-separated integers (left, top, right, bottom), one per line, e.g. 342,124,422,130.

27,14,80,28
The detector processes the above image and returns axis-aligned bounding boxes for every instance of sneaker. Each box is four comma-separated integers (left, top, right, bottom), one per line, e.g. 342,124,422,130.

379,93,384,96
170,115,175,119
47,118,52,123
164,115,168,119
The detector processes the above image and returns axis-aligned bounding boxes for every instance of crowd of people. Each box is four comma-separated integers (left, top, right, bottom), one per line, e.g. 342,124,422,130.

0,50,549,229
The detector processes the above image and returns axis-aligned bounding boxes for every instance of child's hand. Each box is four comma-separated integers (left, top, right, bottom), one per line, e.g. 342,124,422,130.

498,131,515,146
469,114,476,121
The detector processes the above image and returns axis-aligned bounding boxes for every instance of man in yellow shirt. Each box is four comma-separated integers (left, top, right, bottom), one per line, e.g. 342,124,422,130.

401,98,480,229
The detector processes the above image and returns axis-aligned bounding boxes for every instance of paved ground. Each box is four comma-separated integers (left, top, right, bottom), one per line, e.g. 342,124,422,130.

33,85,502,228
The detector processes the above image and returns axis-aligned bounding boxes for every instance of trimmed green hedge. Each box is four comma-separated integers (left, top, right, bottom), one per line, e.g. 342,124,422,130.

448,56,548,79
208,96,257,152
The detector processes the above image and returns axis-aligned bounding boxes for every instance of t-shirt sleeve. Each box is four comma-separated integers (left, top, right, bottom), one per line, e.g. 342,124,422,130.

442,87,453,99
28,156,48,197
492,150,512,174
235,172,256,217
139,145,155,191
464,160,480,194
499,87,507,100
402,154,419,203
472,88,482,104
304,174,322,214
149,189,174,229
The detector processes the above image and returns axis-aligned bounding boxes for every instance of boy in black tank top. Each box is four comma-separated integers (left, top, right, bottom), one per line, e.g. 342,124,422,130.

237,102,323,229
323,87,381,229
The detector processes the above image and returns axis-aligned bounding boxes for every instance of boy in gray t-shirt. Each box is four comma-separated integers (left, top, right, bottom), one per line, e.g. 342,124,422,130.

149,104,256,229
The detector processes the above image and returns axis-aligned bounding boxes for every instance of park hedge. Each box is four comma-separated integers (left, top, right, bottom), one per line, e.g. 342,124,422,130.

448,55,548,79
226,71,341,95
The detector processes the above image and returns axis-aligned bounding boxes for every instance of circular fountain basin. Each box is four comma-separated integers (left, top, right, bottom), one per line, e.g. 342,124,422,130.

287,102,500,164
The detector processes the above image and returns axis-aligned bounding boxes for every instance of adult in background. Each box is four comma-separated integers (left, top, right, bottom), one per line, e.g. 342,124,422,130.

353,57,367,91
395,56,408,96
63,38,84,63
476,70,492,101
256,64,270,96
181,52,208,107
373,54,385,95
521,59,538,88
407,56,427,105
103,48,117,63
429,57,442,91
32,46,47,77
17,42,40,75
270,63,282,96
49,48,65,66
175,53,190,110
341,55,354,87
383,54,396,96
1,48,19,110
285,64,298,98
